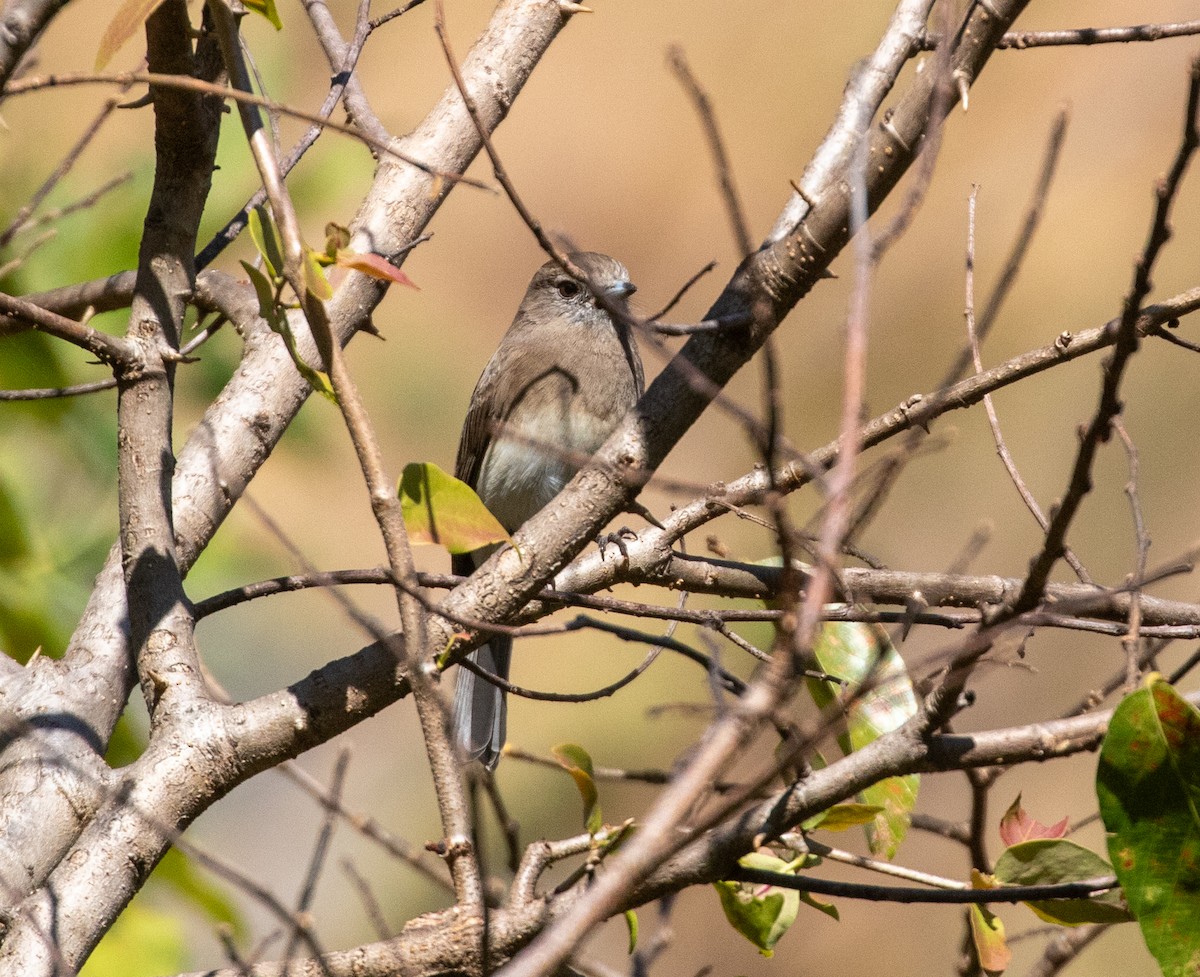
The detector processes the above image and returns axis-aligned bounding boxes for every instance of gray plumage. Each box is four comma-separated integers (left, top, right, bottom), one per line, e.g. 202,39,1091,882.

452,253,644,769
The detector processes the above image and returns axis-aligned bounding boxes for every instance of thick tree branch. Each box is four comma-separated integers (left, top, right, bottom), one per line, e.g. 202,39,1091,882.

0,0,583,938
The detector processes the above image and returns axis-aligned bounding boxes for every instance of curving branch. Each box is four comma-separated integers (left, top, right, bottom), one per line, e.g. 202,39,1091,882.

0,0,590,962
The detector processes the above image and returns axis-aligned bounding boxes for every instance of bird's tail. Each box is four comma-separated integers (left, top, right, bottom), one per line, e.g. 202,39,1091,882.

452,636,511,770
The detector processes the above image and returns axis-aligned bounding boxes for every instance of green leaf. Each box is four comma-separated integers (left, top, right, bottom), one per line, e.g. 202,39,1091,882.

302,245,333,302
801,803,884,832
993,839,1131,926
248,207,284,281
808,618,919,857
241,261,282,328
552,743,602,835
398,462,510,555
1097,675,1200,976
95,0,169,69
240,261,337,404
242,0,283,29
714,852,830,958
623,909,638,953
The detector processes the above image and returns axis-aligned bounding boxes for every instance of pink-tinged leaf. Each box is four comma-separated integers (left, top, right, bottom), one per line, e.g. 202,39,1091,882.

336,250,418,289
398,463,509,555
968,870,1011,975
96,0,168,69
999,794,1070,847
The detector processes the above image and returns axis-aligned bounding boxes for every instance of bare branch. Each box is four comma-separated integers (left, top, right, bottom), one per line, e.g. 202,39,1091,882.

666,46,752,258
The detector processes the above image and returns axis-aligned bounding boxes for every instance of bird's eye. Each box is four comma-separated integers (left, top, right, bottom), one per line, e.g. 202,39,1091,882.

556,279,581,299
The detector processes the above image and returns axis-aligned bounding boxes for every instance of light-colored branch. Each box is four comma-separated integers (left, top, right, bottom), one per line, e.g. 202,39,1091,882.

0,0,583,940
767,0,937,242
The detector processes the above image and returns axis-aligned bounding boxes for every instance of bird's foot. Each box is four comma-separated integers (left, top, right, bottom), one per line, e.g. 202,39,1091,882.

596,526,639,563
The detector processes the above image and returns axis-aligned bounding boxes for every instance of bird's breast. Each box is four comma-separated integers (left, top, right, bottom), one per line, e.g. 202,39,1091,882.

475,361,637,532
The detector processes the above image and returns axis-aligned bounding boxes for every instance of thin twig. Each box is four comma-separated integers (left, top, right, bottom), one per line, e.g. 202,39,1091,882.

0,290,132,365
648,260,717,320
1,70,489,190
917,19,1200,51
870,0,960,261
667,46,752,258
340,859,393,940
727,865,1116,905
0,88,127,248
1022,924,1107,977
283,750,349,961
1113,417,1149,689
965,185,1091,583
1011,60,1200,617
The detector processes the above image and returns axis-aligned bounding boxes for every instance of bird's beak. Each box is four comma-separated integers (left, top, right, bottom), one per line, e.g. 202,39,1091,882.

605,280,637,299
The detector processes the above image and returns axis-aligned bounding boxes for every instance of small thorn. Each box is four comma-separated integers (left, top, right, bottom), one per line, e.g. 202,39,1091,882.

558,0,593,13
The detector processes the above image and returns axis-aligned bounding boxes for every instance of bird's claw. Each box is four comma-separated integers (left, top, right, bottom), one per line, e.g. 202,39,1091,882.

596,526,638,562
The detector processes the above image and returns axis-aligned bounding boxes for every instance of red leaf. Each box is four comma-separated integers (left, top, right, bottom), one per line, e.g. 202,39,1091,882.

336,250,418,289
999,794,1069,847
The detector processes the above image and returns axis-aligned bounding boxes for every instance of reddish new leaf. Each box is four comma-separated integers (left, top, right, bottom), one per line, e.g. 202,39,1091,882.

336,250,418,289
999,794,1069,847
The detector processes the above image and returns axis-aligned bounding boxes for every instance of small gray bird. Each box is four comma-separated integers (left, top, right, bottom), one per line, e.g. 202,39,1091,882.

453,252,645,769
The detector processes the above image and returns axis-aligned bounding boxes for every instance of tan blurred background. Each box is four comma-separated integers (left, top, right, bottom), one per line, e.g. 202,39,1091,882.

4,0,1200,973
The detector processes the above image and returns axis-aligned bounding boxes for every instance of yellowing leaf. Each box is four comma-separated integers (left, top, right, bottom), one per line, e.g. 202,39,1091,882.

399,463,509,554
993,839,1130,926
552,743,602,836
242,0,283,29
968,870,1011,975
241,261,336,404
623,909,638,953
809,618,919,857
95,0,168,69
801,803,884,832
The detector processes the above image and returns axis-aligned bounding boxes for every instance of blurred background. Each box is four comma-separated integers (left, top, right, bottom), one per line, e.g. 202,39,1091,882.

3,0,1200,973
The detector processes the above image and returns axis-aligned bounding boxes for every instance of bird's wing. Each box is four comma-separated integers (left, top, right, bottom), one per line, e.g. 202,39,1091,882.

455,366,500,488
